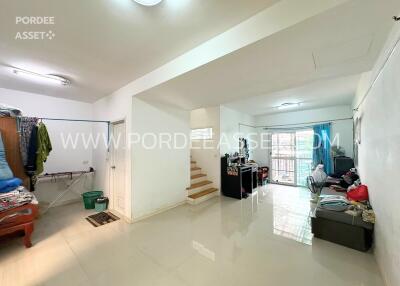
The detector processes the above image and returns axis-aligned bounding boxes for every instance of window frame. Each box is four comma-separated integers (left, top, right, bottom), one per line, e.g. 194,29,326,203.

191,127,213,140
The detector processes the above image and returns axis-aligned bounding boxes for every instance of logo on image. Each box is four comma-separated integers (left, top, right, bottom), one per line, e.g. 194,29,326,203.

14,16,56,40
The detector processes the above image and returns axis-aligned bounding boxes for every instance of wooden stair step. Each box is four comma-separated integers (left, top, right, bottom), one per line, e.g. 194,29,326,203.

191,167,201,171
191,161,196,164
191,174,206,179
187,180,212,190
189,188,218,199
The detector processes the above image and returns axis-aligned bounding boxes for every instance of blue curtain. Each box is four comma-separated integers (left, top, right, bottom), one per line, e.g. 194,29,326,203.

313,123,332,174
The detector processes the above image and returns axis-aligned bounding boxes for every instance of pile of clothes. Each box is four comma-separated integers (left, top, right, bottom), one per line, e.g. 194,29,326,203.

327,168,360,190
319,195,351,211
0,146,36,213
318,167,375,224
0,104,22,117
0,186,37,213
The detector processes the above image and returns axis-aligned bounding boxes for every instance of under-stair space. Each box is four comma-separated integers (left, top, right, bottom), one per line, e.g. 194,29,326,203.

187,159,219,205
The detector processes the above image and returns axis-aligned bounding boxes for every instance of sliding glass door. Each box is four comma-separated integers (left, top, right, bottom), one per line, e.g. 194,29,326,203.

295,130,314,186
270,129,313,186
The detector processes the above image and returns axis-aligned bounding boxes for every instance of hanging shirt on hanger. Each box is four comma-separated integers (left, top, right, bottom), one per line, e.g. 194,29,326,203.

35,122,52,175
18,117,39,167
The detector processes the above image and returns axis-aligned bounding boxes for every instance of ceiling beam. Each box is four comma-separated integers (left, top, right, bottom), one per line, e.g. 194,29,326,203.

100,0,349,103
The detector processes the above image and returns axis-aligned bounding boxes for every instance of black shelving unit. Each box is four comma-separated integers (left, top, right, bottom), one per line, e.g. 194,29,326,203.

221,157,256,200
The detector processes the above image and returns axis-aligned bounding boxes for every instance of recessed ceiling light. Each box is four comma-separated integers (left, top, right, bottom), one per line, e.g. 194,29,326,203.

12,68,71,86
133,0,163,6
276,102,301,110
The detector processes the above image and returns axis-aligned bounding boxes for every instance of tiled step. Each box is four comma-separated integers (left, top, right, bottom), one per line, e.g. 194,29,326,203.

191,174,207,184
187,180,213,196
187,188,219,205
187,180,212,190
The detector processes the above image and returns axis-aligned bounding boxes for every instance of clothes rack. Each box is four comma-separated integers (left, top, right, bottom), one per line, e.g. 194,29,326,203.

237,117,353,131
40,168,95,214
19,116,111,144
38,168,95,181
258,117,353,130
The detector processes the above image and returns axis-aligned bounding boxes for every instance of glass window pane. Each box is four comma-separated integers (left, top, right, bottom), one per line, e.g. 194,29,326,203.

191,128,213,140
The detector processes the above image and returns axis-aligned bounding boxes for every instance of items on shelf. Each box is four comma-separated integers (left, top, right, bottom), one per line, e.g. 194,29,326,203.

221,155,258,200
0,104,22,117
239,138,249,162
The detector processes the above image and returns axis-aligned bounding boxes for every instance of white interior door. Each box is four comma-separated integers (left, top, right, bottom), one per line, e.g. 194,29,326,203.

110,121,126,215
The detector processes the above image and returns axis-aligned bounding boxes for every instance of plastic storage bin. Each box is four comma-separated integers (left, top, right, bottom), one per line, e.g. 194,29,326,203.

95,197,109,212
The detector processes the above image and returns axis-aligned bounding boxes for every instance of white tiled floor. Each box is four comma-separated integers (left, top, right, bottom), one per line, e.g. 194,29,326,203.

0,184,384,286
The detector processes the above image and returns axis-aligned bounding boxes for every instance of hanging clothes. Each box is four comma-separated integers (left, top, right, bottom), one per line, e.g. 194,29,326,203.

26,125,38,191
35,122,52,175
18,117,39,167
313,123,333,174
25,126,38,173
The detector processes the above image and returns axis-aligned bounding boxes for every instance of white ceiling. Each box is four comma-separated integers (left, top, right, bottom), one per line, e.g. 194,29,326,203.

138,0,400,114
0,0,278,102
224,74,361,115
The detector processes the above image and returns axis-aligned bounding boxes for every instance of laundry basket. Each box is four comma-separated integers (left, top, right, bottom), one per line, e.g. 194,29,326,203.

82,191,103,209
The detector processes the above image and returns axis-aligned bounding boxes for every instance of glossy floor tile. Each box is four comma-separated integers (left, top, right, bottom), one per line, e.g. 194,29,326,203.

0,184,384,286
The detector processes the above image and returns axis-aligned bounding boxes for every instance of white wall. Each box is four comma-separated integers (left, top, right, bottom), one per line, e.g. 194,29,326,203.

92,92,132,219
131,98,190,219
254,105,354,167
0,88,96,205
220,105,256,157
354,23,400,286
190,107,220,188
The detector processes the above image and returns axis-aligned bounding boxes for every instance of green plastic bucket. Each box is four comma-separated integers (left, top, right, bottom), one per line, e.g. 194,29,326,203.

82,191,103,209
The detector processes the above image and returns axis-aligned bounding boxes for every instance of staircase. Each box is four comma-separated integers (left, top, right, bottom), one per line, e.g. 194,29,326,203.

187,160,219,205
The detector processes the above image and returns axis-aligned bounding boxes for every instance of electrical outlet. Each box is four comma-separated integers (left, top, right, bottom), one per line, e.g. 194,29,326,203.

82,160,89,165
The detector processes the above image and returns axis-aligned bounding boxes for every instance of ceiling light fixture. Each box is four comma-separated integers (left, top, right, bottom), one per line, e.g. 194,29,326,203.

133,0,163,6
12,68,71,86
276,102,301,110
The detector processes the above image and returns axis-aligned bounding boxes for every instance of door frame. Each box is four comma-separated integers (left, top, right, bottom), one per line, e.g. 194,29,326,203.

108,119,129,220
269,131,297,186
268,128,314,187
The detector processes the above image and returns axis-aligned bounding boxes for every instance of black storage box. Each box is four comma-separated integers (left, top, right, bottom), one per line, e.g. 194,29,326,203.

311,188,374,252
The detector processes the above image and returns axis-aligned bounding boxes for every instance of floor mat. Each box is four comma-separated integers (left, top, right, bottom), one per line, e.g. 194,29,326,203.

86,212,120,227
